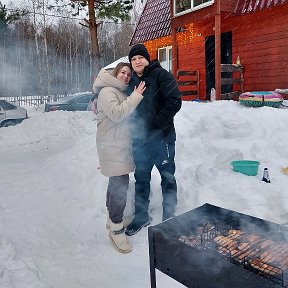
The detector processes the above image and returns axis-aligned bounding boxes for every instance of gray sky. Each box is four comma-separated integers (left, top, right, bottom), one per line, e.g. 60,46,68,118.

2,0,21,5
2,0,13,5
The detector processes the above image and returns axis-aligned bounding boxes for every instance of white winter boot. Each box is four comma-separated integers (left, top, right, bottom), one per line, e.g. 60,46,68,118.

109,222,132,254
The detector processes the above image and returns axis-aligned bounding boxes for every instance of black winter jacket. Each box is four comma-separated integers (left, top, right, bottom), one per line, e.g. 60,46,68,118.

128,60,182,143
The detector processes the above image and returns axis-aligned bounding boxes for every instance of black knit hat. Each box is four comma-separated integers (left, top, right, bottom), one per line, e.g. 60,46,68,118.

128,44,150,63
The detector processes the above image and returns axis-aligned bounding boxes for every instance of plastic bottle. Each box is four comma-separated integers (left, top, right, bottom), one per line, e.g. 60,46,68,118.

210,88,216,102
262,168,271,183
236,56,241,65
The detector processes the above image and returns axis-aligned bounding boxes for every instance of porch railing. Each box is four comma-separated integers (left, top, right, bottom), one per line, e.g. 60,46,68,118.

221,64,244,100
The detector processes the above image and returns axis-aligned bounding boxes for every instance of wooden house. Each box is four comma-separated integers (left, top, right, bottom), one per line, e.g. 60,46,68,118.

130,0,288,101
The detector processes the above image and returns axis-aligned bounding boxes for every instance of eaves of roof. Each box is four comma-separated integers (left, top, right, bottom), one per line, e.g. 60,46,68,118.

235,0,287,14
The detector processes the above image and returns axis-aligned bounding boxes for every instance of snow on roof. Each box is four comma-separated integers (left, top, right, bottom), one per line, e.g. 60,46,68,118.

103,56,129,70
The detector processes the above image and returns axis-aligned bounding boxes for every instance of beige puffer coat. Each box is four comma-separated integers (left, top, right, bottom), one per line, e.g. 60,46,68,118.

93,68,143,177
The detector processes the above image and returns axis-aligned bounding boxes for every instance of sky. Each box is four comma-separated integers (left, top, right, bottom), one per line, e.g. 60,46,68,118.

1,0,12,5
1,100,288,288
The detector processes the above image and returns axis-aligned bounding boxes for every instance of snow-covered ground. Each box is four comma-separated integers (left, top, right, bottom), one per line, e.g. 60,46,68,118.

1,100,288,288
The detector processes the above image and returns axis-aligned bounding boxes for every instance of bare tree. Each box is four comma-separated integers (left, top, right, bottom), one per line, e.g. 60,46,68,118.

1,0,141,96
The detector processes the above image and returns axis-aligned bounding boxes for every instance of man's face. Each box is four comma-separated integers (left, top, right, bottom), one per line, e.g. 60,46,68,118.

130,55,149,76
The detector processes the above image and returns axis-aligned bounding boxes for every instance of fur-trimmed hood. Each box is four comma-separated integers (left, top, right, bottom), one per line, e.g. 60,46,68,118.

93,68,128,94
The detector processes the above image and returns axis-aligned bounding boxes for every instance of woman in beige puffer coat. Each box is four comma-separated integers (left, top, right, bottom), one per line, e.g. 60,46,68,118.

93,63,145,253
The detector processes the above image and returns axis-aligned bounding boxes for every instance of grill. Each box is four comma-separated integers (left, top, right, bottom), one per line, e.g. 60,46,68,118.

148,203,288,288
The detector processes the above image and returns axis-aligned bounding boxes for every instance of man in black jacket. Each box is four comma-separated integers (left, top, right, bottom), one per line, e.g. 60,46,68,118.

125,44,182,236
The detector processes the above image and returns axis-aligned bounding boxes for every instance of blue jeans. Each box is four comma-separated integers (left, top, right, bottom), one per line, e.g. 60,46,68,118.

133,138,177,220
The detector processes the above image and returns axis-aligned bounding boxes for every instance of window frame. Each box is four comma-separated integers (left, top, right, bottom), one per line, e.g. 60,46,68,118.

174,0,214,16
157,46,172,73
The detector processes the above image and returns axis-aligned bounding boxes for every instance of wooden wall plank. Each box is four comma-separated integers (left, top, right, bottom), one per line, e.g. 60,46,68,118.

145,2,288,100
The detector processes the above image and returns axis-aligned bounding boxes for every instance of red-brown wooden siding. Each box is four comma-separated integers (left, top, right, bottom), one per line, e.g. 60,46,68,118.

221,0,238,12
227,4,288,91
176,21,214,100
171,10,216,100
142,1,288,100
169,5,216,100
177,6,288,99
172,5,216,28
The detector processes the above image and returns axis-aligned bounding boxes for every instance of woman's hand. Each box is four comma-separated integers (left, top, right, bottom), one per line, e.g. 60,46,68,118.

134,81,146,95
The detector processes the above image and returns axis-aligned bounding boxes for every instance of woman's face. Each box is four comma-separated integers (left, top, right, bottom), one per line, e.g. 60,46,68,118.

116,66,132,85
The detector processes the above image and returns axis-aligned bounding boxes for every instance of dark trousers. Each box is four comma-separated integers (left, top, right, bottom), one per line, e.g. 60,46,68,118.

106,174,129,224
133,140,177,220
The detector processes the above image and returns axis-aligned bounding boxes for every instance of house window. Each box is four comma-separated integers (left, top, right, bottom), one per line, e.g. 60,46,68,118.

175,0,191,13
158,46,172,73
175,0,214,15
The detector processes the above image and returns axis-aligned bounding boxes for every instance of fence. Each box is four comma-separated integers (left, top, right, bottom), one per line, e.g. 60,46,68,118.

0,94,66,107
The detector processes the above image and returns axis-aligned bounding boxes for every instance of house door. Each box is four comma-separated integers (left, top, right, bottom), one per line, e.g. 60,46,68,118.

205,31,232,99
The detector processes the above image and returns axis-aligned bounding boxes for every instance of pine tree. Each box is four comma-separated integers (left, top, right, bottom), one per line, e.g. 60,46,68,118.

0,2,23,36
62,0,134,76
70,0,134,21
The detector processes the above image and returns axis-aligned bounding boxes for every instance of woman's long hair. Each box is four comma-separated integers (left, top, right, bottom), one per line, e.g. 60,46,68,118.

112,62,132,77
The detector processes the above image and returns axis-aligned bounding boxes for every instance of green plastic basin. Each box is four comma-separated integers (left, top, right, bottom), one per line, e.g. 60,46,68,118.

231,160,260,176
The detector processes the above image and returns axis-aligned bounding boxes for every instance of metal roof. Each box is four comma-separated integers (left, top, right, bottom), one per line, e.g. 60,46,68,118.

235,0,287,14
130,0,171,45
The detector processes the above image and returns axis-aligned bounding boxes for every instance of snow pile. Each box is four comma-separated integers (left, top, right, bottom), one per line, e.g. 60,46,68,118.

1,101,288,288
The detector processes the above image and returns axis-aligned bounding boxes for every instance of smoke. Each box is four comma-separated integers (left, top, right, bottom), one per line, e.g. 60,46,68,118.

0,38,92,97
0,45,34,97
151,203,288,288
